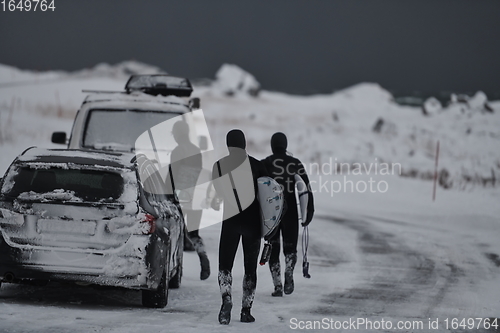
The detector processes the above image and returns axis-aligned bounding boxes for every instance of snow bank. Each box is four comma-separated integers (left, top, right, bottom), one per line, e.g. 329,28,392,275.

196,80,499,189
422,97,442,115
1,61,499,190
0,64,65,85
212,64,260,97
0,60,165,86
468,91,488,109
73,61,166,80
445,91,493,115
0,61,165,121
334,82,393,103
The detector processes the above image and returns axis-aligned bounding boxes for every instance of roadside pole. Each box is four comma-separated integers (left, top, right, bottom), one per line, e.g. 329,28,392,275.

433,140,440,201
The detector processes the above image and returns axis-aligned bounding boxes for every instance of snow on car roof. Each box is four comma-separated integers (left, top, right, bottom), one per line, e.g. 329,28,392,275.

82,91,190,113
16,148,135,169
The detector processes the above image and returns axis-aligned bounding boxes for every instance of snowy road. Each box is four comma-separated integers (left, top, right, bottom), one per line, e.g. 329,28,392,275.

1,190,499,333
1,63,499,332
311,215,499,325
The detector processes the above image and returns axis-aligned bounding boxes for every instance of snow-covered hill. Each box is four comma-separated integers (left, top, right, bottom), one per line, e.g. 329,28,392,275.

0,61,165,85
1,61,500,333
194,78,500,190
0,61,499,190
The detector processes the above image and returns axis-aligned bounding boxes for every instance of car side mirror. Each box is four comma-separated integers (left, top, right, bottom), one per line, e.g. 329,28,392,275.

51,132,67,144
189,97,200,110
198,136,208,150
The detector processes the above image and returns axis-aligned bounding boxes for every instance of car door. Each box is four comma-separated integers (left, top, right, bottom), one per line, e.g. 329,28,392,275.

156,191,182,277
138,159,181,278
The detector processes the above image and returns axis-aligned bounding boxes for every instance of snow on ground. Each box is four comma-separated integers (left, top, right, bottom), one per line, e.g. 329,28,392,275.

212,64,260,97
1,62,500,332
1,175,499,332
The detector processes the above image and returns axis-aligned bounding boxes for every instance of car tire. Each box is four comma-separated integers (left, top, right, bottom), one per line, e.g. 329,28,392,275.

142,268,169,308
142,244,170,309
168,265,182,289
169,228,183,289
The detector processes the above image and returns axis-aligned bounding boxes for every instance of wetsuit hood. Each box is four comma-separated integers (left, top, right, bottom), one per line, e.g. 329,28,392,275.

172,120,190,143
226,129,246,150
271,132,287,154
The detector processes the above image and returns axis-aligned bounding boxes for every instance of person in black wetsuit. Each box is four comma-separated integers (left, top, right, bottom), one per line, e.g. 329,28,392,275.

212,129,268,325
261,132,314,296
170,121,210,280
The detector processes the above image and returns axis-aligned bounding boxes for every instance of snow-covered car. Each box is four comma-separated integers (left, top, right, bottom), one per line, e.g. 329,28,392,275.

0,148,184,308
51,75,206,153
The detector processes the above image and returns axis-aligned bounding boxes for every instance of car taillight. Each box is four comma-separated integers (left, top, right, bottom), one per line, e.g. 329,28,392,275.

141,213,157,234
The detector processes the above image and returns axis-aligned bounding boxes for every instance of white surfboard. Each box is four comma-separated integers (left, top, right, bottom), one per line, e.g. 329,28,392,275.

295,174,309,224
257,176,284,240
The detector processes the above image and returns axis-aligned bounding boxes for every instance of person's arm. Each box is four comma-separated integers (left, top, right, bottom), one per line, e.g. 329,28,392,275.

211,162,221,194
260,157,271,175
206,180,221,211
211,161,225,207
297,161,314,226
259,159,269,177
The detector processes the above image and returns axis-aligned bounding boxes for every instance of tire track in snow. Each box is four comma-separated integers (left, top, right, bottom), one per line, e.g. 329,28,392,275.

311,215,464,321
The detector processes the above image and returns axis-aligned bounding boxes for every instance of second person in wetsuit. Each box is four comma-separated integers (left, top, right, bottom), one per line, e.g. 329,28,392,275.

261,132,314,296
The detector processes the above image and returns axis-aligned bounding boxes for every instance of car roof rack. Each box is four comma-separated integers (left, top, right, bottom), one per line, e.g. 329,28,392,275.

82,90,125,94
125,74,193,97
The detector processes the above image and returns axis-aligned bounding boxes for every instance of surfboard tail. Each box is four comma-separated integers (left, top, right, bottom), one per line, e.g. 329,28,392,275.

259,242,272,266
258,176,284,239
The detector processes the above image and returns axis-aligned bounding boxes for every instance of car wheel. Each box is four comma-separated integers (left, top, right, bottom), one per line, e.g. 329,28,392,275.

142,268,169,308
169,265,182,289
142,243,170,309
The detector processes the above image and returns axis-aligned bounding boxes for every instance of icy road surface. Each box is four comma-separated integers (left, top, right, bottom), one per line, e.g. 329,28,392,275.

1,175,499,333
1,62,499,332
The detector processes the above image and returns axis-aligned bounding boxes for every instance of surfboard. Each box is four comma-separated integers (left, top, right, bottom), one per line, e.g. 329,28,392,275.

257,176,284,240
294,174,309,224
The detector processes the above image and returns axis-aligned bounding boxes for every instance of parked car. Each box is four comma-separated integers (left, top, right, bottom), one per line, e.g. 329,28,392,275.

51,75,206,154
0,148,184,308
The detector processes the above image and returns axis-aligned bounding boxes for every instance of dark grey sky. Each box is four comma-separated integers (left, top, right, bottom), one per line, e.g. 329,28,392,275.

1,0,499,95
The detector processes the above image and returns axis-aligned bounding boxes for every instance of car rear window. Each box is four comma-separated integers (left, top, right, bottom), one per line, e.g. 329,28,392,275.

2,167,124,202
